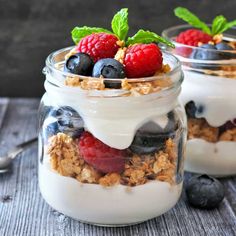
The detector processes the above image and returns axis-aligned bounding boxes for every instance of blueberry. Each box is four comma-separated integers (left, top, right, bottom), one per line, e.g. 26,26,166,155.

215,42,234,50
49,106,80,119
185,101,197,118
92,58,126,89
216,42,235,59
45,106,84,139
44,121,60,138
186,175,225,209
64,53,94,75
196,104,204,115
165,112,178,132
190,44,221,60
130,118,176,155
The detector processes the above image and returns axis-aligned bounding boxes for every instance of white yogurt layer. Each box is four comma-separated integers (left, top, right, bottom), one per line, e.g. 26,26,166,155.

185,139,236,176
39,161,182,225
181,70,236,127
43,78,180,149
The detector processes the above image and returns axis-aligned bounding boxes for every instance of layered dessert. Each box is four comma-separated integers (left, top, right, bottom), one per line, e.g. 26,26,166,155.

39,8,186,225
162,7,236,176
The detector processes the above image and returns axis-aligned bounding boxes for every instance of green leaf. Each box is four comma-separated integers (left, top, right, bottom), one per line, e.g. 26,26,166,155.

211,15,227,35
111,8,129,40
71,26,112,44
174,7,211,35
219,19,236,34
126,30,175,48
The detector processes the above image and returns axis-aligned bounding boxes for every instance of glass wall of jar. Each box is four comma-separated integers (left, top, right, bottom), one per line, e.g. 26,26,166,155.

38,47,186,226
162,25,236,177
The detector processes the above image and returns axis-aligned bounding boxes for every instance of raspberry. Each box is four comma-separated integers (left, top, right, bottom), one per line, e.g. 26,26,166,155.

175,29,212,47
79,131,125,173
75,33,119,62
124,43,163,78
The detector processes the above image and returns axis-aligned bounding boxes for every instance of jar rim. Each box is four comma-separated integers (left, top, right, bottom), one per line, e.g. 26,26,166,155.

45,46,182,83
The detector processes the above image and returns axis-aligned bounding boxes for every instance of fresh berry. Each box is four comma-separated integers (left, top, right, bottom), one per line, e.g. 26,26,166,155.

50,106,80,118
186,175,225,209
175,29,212,47
216,42,235,59
79,132,125,173
124,43,163,78
92,58,126,88
190,44,221,60
44,106,84,139
185,101,205,118
129,119,175,155
185,101,197,118
64,53,94,75
215,42,234,50
44,120,60,138
165,112,178,133
175,47,193,58
75,33,119,62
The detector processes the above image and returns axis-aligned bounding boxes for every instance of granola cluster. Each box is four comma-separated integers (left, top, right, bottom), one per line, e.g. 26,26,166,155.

188,118,236,142
47,133,178,187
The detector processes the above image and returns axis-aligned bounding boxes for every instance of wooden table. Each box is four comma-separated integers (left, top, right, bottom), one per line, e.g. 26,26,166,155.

0,98,236,236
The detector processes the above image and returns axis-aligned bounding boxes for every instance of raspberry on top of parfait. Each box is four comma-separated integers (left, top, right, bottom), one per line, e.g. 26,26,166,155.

63,8,174,93
173,7,236,59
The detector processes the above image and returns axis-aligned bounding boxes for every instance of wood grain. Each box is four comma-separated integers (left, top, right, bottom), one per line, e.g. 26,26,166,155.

0,98,236,236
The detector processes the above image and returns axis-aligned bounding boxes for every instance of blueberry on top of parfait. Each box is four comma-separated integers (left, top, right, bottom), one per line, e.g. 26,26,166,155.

64,52,94,76
92,58,126,89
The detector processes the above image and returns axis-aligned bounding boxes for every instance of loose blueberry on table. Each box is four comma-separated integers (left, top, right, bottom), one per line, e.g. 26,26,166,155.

186,174,225,209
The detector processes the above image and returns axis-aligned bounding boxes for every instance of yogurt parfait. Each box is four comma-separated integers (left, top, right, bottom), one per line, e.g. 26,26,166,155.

162,7,236,176
38,9,186,226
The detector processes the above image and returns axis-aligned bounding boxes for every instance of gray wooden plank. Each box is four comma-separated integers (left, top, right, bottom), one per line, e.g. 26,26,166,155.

1,98,236,236
0,98,9,129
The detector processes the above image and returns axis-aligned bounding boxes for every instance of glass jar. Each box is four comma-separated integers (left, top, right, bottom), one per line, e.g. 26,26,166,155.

162,25,236,176
38,47,186,226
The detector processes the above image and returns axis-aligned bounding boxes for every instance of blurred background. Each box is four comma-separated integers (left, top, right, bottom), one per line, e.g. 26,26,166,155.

1,0,235,97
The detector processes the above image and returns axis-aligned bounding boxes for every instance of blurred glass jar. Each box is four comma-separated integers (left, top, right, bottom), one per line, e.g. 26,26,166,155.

38,47,186,226
162,25,236,176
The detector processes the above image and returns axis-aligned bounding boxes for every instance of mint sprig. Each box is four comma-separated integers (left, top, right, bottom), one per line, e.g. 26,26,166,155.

216,19,236,34
111,8,129,41
174,7,236,36
211,15,227,35
71,27,112,44
174,7,211,34
127,30,175,48
71,8,174,48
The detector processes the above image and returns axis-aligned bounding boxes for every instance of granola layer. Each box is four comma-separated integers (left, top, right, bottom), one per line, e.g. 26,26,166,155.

188,118,236,142
47,133,178,187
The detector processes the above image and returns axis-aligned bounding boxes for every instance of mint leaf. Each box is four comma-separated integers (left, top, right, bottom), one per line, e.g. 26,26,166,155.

212,15,227,35
220,19,236,34
71,26,112,44
174,7,211,35
111,8,129,41
126,30,175,48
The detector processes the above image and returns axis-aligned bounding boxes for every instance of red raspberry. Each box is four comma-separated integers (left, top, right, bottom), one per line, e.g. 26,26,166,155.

75,33,119,62
175,29,212,46
79,131,125,173
124,43,163,78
